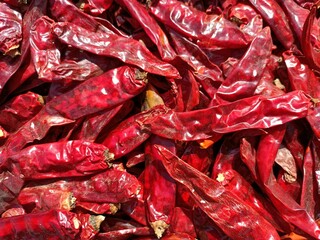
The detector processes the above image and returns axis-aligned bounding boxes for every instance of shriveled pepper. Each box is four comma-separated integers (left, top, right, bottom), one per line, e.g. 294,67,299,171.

150,0,250,49
6,140,113,180
144,90,313,141
156,145,280,239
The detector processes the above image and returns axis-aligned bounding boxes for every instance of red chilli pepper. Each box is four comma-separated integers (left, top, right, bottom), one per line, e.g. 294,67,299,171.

144,136,176,238
156,145,280,239
144,90,313,141
0,210,81,239
52,22,179,78
6,140,113,180
247,0,295,49
152,0,249,49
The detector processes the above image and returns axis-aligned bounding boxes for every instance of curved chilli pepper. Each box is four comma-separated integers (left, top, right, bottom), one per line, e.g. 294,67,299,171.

211,142,240,179
52,22,180,78
215,27,273,102
30,16,60,81
277,0,309,44
0,91,44,133
0,209,81,239
144,90,313,141
0,2,22,55
0,0,47,95
151,0,249,49
101,105,168,160
302,2,320,70
144,136,176,238
247,0,294,49
116,0,176,61
6,140,113,180
156,145,280,239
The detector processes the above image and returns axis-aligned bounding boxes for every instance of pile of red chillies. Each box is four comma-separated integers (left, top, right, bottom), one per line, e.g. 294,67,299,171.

1,0,320,239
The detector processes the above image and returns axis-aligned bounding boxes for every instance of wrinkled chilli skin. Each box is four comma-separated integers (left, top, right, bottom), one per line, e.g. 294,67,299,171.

1,0,320,239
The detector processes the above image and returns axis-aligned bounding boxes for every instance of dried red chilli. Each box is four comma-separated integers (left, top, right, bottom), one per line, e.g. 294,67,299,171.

30,16,60,81
17,188,76,213
2,66,146,155
2,0,320,238
150,0,250,49
97,218,154,240
20,168,141,204
227,3,263,39
84,0,113,15
256,126,320,238
156,145,281,239
52,22,180,78
180,141,213,174
0,0,46,95
300,141,317,217
277,0,309,44
144,90,313,141
247,0,295,49
144,136,176,238
0,209,81,239
5,140,113,180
